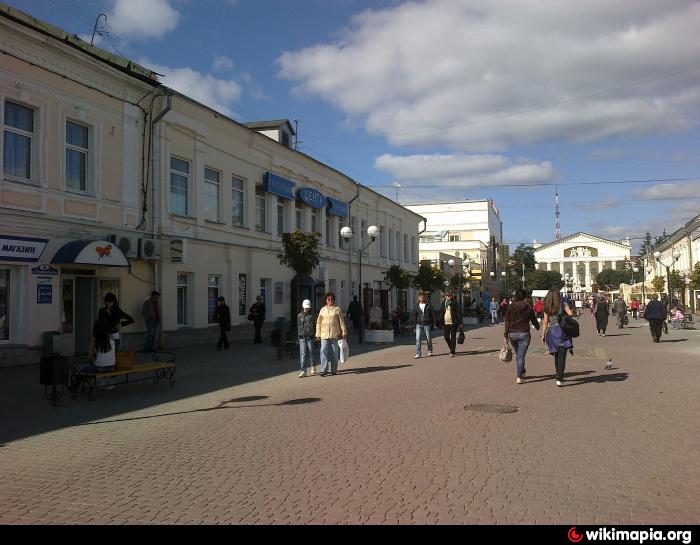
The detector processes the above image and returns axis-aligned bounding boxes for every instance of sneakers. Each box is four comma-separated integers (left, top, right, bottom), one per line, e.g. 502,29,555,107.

516,377,522,384
319,372,328,377
298,371,306,378
556,380,563,387
309,367,316,375
414,354,421,359
427,351,432,357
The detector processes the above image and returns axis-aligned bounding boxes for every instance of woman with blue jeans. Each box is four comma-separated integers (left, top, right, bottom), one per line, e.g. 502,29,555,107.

413,292,435,358
315,292,347,376
504,289,540,384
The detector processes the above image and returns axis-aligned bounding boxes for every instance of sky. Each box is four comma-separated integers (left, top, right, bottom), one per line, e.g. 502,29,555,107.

12,0,700,253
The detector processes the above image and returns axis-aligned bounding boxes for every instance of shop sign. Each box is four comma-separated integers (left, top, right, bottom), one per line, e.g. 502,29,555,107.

297,188,326,208
0,236,48,262
264,172,295,200
327,197,348,217
239,274,247,315
31,264,59,276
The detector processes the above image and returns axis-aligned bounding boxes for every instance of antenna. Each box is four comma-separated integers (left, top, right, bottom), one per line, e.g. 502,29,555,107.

91,13,108,46
293,118,303,150
555,186,561,240
392,181,401,203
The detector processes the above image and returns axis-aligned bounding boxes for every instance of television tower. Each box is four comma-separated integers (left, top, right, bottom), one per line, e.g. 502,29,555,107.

555,186,561,240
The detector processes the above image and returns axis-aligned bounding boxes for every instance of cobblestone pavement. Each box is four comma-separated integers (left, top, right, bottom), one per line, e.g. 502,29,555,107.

0,316,698,524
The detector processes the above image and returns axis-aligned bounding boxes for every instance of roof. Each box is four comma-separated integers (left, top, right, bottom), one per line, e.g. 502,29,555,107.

534,232,631,253
0,3,159,84
653,213,700,252
243,119,296,135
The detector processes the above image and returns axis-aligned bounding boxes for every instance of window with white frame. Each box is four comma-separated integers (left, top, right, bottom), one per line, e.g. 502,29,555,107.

208,275,220,324
311,208,318,234
411,237,416,263
170,157,189,216
295,201,303,231
361,220,367,251
232,176,244,227
3,101,34,180
449,234,460,242
177,273,189,326
403,234,408,262
396,231,402,261
255,185,266,232
204,167,221,222
338,217,346,248
65,121,89,192
326,216,331,245
380,226,386,257
350,217,357,249
277,197,285,236
389,228,394,259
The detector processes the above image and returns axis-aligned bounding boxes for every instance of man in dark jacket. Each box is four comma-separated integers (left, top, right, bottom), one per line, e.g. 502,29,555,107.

347,295,363,330
643,294,666,343
413,292,436,358
297,299,317,377
249,296,266,344
213,296,231,350
441,291,463,357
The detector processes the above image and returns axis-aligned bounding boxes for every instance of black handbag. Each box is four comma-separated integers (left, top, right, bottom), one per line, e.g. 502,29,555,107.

558,314,580,338
457,330,465,344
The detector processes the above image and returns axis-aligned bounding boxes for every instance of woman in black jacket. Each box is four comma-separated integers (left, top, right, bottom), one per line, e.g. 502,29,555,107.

413,292,436,359
441,291,463,357
593,297,610,336
97,293,134,352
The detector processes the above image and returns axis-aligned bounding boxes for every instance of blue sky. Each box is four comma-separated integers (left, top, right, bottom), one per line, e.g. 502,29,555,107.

13,0,700,252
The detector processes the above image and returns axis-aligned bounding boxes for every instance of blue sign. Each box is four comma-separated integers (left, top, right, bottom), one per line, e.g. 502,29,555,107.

297,188,326,208
37,283,52,304
327,197,349,217
31,264,59,276
264,172,295,200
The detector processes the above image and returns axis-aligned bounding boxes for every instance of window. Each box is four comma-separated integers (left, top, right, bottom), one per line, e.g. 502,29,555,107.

403,234,408,262
4,101,34,180
361,220,367,251
338,217,346,248
326,216,331,245
208,275,220,324
311,208,318,234
350,217,357,249
65,121,88,191
380,226,386,257
170,157,189,216
277,197,285,236
295,201,303,231
204,167,220,222
389,229,394,259
449,234,460,242
255,185,266,232
177,273,189,326
411,237,416,263
0,269,9,341
396,231,402,261
231,177,244,227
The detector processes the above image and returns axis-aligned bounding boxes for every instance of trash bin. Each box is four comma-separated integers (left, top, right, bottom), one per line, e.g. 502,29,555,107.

40,355,70,406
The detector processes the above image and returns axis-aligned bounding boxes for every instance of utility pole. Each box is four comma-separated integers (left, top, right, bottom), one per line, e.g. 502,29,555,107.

392,181,401,203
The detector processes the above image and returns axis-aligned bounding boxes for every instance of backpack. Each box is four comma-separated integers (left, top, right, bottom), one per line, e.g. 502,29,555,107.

558,296,580,338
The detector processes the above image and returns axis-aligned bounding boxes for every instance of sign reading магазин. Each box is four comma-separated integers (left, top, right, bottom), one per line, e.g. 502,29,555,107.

0,236,49,262
326,197,348,217
264,172,295,200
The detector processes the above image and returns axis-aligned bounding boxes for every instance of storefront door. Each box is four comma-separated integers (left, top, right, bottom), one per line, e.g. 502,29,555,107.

62,275,96,354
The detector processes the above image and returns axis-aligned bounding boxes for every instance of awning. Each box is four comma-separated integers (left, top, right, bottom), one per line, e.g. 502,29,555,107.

51,240,129,267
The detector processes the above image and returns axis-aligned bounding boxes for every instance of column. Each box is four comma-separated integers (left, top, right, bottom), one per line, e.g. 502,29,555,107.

573,261,579,288
546,261,552,272
584,261,591,289
611,260,617,270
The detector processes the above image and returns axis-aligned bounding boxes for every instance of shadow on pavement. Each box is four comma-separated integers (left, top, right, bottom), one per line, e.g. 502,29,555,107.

562,372,629,386
523,370,595,383
660,339,688,343
603,333,631,337
338,364,413,375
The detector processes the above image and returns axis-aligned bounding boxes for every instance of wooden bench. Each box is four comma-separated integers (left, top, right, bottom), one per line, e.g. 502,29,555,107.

69,352,176,401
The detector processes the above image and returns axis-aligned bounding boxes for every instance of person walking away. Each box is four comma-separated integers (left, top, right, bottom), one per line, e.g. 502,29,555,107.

82,317,116,389
671,306,684,330
499,298,508,320
442,291,463,357
249,295,266,344
504,289,540,384
630,298,640,320
297,299,317,377
541,288,574,387
489,297,499,325
644,294,666,342
347,295,363,333
98,293,134,353
614,297,627,329
533,297,544,321
414,292,436,359
141,290,161,353
594,297,610,336
212,296,231,351
315,292,347,376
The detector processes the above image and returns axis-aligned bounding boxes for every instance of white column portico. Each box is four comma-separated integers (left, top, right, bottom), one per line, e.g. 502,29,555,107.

546,262,552,271
584,261,591,288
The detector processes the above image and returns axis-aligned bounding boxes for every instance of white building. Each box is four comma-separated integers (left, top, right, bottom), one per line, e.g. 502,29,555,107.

534,232,632,292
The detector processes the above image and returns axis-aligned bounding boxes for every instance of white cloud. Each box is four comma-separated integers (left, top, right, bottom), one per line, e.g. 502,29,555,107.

213,56,235,72
278,0,700,152
142,60,242,116
374,153,556,187
633,181,700,200
108,0,180,41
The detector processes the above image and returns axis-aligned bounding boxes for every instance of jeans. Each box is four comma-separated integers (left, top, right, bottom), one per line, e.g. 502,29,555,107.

217,324,229,349
508,332,531,378
144,320,159,352
553,348,568,381
490,310,498,325
320,338,340,373
632,309,638,319
415,324,433,356
299,337,315,371
443,324,459,355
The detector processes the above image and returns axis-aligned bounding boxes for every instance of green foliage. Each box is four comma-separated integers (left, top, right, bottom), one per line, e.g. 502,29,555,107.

413,263,445,294
509,244,536,272
384,265,413,292
652,276,666,293
524,270,563,290
690,262,700,290
277,230,321,276
639,232,653,257
595,269,631,290
668,270,685,291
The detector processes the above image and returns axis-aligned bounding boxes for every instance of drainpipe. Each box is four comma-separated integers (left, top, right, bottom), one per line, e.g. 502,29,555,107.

150,91,172,293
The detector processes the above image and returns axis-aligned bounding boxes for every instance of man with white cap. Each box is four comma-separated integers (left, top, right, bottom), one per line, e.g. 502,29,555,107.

297,299,317,377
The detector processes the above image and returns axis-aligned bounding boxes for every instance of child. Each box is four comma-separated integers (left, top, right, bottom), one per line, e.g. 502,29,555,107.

671,307,684,330
297,299,317,377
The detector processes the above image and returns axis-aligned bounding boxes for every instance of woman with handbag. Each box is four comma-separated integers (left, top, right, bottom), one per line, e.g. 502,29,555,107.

504,289,540,384
315,292,347,376
441,291,463,357
541,288,574,387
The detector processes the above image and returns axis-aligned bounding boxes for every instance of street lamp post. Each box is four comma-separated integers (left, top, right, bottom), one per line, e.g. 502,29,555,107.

341,224,378,344
653,249,681,318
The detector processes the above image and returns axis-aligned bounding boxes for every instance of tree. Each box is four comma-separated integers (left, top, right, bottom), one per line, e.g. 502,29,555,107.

277,229,320,275
413,263,445,294
639,232,653,257
668,270,685,291
384,265,412,308
690,262,700,290
510,244,536,272
525,270,563,290
595,269,630,290
652,276,666,294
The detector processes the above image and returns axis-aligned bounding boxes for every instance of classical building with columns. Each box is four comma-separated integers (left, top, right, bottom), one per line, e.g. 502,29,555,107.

533,232,631,292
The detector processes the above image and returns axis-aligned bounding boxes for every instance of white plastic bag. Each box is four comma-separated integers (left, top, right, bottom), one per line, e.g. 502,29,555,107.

338,338,350,364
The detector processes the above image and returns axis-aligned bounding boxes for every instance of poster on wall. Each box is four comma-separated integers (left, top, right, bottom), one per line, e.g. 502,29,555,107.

37,278,52,304
239,274,247,315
